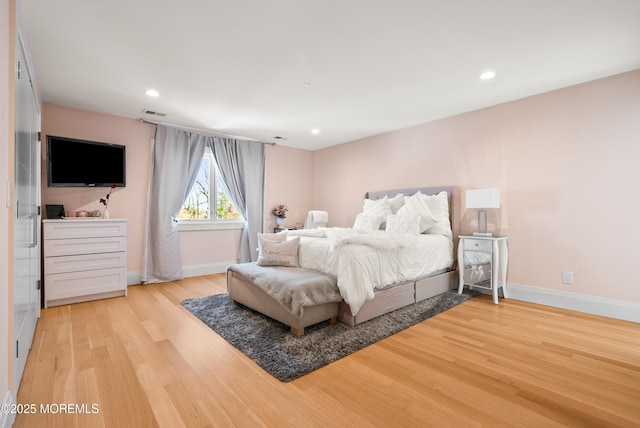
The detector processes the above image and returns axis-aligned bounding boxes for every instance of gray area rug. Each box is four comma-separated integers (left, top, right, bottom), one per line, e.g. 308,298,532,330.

181,290,477,382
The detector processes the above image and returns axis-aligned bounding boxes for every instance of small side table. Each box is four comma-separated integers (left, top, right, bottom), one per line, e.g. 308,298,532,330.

457,235,508,304
274,227,301,233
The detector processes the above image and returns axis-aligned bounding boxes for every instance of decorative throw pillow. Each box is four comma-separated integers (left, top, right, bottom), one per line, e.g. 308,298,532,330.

396,191,437,233
424,191,453,238
353,213,382,231
257,232,287,253
386,214,421,235
362,197,391,229
389,193,405,214
256,237,300,267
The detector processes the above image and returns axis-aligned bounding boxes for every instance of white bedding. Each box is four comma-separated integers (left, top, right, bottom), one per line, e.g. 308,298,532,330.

288,228,453,315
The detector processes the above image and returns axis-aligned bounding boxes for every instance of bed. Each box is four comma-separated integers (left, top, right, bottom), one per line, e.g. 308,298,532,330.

227,185,460,333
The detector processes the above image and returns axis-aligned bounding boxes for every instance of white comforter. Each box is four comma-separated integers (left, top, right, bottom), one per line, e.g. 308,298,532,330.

288,228,453,315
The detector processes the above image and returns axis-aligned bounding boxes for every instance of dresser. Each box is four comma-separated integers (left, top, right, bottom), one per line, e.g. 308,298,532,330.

43,219,127,308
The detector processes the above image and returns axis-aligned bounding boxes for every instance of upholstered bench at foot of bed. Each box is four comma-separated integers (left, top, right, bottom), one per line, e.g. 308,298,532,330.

227,267,340,336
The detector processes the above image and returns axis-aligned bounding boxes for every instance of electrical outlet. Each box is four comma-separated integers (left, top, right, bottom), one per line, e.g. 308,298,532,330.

562,271,574,285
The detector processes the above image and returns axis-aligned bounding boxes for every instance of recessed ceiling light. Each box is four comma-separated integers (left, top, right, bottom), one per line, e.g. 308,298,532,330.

311,129,320,134
145,89,159,97
480,71,496,80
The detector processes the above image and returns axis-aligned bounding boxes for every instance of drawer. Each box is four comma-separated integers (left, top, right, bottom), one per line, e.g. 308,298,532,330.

45,252,126,274
462,239,492,252
45,267,127,301
44,220,126,239
44,236,127,257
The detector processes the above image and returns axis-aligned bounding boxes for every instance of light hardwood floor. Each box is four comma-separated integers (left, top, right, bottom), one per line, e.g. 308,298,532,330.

14,274,640,427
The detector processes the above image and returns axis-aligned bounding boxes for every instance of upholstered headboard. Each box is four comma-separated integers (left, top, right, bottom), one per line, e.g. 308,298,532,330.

365,186,460,264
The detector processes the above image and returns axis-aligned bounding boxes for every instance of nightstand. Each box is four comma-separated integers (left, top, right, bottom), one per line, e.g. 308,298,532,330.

274,227,301,233
457,235,508,304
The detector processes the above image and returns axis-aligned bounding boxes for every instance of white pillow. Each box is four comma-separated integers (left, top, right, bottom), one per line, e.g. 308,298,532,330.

256,237,300,267
362,197,391,228
389,193,405,214
386,214,421,235
353,213,382,231
257,232,287,252
396,191,437,233
424,191,453,238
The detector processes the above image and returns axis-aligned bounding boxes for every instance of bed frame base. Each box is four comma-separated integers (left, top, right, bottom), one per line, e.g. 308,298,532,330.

338,270,457,326
227,270,340,336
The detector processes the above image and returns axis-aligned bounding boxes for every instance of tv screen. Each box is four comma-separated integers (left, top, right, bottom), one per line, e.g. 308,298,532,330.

47,135,126,187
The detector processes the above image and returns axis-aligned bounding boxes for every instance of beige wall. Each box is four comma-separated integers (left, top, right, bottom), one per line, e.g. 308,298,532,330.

312,69,640,303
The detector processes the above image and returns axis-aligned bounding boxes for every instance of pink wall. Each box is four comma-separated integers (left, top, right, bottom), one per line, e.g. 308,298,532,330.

264,144,314,230
312,70,640,303
39,70,640,304
41,105,156,276
40,105,315,276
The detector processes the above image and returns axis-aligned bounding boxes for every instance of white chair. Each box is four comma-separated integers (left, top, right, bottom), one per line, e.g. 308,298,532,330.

304,210,328,229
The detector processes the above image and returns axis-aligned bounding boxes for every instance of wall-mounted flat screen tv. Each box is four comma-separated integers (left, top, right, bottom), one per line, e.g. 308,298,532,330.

47,135,126,187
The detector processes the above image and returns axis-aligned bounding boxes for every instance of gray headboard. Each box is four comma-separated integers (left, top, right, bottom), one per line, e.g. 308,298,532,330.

366,186,460,263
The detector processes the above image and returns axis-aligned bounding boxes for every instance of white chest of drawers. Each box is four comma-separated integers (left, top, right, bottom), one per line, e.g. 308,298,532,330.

43,219,127,308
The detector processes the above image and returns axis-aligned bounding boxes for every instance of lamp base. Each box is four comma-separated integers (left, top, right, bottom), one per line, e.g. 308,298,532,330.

475,209,492,237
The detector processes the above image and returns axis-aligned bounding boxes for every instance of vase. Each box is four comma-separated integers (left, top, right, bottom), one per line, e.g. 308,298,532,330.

102,208,110,219
276,217,286,228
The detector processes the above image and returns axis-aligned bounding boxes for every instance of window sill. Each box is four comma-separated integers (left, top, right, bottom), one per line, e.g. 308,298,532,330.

177,221,245,232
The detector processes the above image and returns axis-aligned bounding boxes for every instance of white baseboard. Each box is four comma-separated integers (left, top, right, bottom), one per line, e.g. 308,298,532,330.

127,261,234,285
506,283,640,323
182,262,234,278
1,391,16,428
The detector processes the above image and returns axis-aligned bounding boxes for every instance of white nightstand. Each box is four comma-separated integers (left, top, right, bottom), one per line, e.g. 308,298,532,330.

457,235,508,304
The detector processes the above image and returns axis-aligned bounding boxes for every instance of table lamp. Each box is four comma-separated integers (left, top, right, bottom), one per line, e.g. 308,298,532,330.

466,188,500,236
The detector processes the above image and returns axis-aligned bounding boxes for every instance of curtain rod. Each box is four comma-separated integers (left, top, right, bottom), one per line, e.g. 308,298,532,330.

138,118,276,145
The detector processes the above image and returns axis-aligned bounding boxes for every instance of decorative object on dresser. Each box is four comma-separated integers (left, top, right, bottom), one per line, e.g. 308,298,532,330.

100,184,118,219
465,188,500,236
182,289,477,382
45,204,65,219
43,219,127,308
457,234,508,304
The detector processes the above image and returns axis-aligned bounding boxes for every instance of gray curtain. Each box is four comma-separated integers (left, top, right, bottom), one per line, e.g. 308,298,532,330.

209,137,265,263
141,125,207,283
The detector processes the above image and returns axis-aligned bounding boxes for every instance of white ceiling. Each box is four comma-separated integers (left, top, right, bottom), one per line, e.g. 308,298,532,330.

21,0,640,151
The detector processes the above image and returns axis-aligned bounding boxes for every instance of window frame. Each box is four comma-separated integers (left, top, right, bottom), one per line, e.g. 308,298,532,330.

177,149,244,232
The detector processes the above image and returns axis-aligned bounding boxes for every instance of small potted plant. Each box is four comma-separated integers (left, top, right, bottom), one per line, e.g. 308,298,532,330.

271,204,288,228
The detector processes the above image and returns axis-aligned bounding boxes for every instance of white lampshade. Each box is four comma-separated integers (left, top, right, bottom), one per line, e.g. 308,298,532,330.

466,189,501,209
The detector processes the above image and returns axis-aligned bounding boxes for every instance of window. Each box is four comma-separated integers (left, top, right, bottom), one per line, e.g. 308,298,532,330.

177,149,243,230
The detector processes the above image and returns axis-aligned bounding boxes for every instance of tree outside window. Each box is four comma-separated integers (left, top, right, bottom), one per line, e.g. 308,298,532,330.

177,150,242,221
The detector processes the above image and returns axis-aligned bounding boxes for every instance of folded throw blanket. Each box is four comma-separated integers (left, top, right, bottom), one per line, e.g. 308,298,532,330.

227,263,342,319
